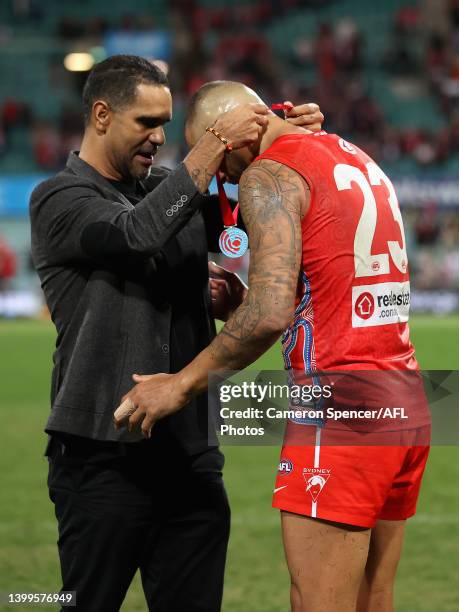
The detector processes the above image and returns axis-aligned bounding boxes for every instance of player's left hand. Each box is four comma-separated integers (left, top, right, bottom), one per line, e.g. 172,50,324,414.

209,261,248,322
113,373,190,438
284,101,324,132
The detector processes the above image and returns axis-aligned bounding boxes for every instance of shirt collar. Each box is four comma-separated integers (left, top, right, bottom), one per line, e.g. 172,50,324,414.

66,151,136,207
66,150,110,183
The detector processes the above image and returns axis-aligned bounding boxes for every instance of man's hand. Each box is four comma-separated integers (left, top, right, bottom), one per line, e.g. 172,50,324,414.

213,103,269,149
184,103,269,193
113,373,190,438
284,101,324,132
209,261,248,322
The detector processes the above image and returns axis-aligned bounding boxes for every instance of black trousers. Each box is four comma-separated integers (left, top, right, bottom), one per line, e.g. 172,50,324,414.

47,436,230,612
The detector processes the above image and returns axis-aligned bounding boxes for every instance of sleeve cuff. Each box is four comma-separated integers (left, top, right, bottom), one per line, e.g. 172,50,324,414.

171,162,203,202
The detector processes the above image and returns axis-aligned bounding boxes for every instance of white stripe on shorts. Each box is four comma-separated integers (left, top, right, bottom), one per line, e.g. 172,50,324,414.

311,426,321,517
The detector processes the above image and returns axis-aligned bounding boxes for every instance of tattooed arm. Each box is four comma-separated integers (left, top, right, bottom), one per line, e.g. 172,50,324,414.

114,159,309,436
183,133,223,193
199,158,308,372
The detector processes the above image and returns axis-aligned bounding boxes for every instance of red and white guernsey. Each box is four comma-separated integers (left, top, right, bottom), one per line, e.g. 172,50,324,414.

257,132,416,372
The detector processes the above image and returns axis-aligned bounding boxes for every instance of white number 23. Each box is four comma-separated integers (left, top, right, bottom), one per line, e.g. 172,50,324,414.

334,162,408,278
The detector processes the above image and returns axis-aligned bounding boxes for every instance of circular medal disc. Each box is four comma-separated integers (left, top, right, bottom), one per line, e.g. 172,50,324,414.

219,227,249,258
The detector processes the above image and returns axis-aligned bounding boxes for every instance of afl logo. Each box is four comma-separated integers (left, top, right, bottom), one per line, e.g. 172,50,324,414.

355,291,375,320
278,459,293,475
339,138,357,155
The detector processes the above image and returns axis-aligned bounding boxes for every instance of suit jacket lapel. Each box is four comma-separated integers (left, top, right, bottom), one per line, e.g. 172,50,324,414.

65,151,134,208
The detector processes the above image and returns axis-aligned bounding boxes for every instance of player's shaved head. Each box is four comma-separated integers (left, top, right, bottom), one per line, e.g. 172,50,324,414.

185,81,265,146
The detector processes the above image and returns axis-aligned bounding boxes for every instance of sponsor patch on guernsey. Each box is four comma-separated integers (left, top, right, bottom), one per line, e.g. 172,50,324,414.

352,281,410,328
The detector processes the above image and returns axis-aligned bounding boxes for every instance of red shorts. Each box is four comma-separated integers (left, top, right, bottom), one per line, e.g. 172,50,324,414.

272,426,430,528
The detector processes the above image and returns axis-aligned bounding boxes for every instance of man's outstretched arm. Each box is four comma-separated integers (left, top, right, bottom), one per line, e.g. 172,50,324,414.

115,159,309,436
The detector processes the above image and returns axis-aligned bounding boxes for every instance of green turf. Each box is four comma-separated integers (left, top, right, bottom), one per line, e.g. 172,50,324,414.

0,316,458,611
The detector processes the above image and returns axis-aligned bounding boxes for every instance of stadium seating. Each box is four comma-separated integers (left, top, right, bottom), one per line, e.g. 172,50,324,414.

0,0,456,174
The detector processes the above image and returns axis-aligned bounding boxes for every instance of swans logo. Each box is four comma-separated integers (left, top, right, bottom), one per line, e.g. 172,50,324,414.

303,468,331,502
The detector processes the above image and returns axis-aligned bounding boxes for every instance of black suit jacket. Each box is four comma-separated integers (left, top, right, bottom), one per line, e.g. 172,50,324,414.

30,152,224,453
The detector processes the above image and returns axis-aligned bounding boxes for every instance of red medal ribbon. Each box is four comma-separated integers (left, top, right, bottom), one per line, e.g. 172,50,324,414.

270,102,294,111
216,173,239,227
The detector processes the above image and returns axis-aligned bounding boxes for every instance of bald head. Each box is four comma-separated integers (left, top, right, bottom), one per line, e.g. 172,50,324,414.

185,81,265,146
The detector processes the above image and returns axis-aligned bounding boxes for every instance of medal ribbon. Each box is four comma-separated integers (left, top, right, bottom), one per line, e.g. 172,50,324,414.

215,103,293,226
270,102,293,111
216,172,239,227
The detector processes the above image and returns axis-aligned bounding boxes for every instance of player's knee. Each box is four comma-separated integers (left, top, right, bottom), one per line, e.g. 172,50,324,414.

288,574,326,612
290,581,303,611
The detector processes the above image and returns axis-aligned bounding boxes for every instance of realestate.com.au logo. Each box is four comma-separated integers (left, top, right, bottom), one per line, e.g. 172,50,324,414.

354,291,375,320
352,281,410,328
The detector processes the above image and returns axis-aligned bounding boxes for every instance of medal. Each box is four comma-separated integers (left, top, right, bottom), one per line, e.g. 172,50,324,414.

216,173,248,258
219,226,249,258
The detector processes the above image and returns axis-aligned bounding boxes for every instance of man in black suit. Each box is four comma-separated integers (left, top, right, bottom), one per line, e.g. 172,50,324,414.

30,55,323,611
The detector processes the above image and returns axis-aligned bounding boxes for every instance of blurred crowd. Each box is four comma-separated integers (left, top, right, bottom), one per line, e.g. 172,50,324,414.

171,0,459,168
1,0,459,296
0,236,17,291
1,0,459,171
406,207,459,290
0,99,82,170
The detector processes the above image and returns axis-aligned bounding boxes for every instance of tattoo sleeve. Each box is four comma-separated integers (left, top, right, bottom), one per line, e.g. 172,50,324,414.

207,158,307,370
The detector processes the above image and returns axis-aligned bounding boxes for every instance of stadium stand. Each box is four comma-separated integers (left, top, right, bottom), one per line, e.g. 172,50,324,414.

1,0,458,172
0,0,458,312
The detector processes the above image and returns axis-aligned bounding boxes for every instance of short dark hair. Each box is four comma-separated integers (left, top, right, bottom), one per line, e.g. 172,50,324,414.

82,55,169,124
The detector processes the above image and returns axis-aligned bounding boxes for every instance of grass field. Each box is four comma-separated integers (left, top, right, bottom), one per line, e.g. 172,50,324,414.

0,316,458,611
